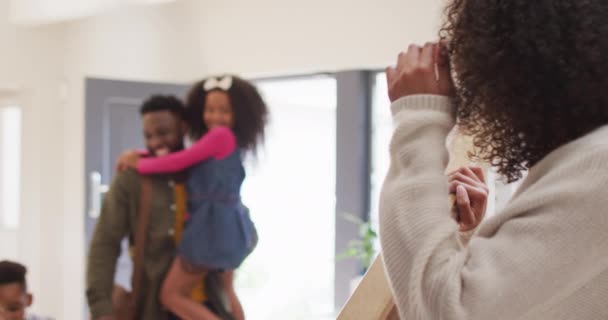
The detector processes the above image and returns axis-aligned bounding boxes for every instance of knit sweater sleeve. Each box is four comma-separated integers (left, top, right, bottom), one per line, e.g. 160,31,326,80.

378,95,608,320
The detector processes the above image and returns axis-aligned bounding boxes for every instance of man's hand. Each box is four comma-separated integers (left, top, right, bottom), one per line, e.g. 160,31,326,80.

448,166,489,231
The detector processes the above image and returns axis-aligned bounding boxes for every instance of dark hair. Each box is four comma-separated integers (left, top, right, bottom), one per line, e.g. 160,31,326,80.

140,94,186,120
186,75,268,154
0,260,26,288
441,1,608,182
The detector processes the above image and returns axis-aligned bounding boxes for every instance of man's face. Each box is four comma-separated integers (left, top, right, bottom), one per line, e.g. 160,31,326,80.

0,283,31,320
142,110,187,156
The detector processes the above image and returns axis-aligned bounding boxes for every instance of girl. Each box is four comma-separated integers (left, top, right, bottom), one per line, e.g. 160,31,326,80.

380,1,608,319
122,75,268,320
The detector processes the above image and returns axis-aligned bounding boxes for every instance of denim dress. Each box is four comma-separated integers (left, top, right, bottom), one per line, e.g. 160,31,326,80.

178,149,257,270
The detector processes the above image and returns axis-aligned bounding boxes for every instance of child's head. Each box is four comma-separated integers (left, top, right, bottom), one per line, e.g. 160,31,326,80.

186,75,268,153
0,261,31,320
441,0,608,182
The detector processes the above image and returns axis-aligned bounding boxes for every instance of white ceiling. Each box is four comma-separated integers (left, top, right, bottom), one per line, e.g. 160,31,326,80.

9,0,178,26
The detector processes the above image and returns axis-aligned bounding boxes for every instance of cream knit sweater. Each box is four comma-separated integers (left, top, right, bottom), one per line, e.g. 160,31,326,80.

379,95,608,320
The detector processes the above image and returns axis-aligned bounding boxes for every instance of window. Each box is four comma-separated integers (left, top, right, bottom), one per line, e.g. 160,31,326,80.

370,73,392,232
0,106,22,229
238,76,337,319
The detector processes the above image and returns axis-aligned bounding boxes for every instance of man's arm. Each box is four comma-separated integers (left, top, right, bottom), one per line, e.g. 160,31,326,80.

86,171,135,319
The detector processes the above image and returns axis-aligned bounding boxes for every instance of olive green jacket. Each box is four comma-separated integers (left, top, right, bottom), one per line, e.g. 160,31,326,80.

86,169,186,320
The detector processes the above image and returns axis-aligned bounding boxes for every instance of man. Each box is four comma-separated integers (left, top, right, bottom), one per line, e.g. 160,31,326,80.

0,261,53,320
86,95,227,320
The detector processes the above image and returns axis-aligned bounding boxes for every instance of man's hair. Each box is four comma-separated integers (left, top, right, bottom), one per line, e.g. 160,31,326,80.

139,94,186,119
0,260,26,288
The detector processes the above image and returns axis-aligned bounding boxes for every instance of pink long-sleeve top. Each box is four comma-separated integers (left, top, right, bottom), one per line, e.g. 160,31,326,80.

137,127,237,174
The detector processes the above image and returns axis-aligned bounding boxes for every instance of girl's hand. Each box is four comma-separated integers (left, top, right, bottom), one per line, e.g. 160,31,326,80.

386,42,454,102
448,166,489,232
115,150,140,172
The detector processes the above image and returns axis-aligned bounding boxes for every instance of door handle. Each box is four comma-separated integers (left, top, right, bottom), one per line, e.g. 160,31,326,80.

89,171,109,218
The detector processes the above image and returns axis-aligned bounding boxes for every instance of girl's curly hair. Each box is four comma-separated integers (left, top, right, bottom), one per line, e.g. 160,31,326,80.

441,0,608,182
186,75,268,155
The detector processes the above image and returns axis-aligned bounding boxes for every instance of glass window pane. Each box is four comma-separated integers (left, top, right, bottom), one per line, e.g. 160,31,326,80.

238,76,337,320
370,73,392,233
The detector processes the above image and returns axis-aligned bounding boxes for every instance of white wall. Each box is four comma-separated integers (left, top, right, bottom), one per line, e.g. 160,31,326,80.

3,0,444,318
9,0,180,25
0,1,69,318
10,0,112,25
63,0,444,80
191,0,444,76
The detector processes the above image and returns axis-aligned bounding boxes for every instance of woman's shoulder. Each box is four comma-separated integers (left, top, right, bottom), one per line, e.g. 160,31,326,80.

527,125,608,177
514,125,608,207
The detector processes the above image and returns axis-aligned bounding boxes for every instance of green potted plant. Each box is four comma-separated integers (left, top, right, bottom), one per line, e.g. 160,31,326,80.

337,213,378,293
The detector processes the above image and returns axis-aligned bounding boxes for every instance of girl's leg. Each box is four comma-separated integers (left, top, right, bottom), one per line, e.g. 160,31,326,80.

205,272,236,320
160,256,220,320
222,271,245,320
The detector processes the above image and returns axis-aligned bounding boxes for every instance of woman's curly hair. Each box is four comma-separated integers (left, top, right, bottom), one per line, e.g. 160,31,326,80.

441,0,608,182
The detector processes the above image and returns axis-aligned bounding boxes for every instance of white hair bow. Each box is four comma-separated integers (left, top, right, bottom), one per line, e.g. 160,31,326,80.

203,76,233,91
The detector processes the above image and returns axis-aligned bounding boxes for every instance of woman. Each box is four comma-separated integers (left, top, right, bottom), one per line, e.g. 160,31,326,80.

380,1,608,319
